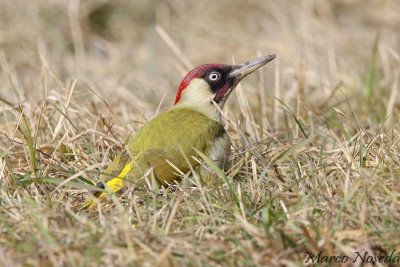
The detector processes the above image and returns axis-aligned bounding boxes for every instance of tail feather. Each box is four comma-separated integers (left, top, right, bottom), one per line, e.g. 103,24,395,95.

80,159,134,210
80,148,187,210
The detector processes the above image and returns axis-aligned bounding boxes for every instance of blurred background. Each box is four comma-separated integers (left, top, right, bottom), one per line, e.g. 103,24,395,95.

1,2,400,265
0,0,399,136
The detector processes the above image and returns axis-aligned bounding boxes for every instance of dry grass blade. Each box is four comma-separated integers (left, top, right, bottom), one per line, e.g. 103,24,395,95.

1,1,400,266
155,24,194,71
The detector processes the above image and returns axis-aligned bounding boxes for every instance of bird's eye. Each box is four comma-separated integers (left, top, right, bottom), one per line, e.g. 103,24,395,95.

209,72,221,81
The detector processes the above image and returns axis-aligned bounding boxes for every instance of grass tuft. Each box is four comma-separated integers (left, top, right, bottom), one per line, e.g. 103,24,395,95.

1,1,400,266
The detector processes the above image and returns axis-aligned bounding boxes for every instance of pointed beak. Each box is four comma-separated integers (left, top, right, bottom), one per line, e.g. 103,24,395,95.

214,54,276,106
229,54,276,83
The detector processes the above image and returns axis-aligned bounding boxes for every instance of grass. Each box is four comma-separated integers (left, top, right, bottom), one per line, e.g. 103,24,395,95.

1,0,400,266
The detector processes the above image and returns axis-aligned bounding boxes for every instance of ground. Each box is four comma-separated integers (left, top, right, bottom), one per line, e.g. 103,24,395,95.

0,0,400,266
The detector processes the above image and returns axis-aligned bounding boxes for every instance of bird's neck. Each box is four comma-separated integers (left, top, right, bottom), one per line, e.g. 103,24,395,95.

172,78,222,123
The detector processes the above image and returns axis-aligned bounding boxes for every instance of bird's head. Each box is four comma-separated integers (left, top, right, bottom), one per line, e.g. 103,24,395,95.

174,54,276,109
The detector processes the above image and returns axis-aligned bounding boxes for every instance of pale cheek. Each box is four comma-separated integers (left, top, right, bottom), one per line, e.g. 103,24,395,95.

180,79,214,103
174,78,220,121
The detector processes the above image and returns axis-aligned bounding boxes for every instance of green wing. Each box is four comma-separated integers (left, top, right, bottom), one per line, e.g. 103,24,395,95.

127,107,225,183
82,107,224,209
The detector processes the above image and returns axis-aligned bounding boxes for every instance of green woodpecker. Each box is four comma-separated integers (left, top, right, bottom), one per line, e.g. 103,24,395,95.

82,54,275,209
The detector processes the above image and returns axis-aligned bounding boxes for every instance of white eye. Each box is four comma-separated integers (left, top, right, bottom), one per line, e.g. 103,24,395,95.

209,72,220,81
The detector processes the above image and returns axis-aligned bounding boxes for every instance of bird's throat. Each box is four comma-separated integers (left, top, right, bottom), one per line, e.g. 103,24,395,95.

173,79,221,122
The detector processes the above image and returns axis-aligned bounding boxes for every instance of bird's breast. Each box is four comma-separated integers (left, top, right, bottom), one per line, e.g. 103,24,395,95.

207,132,231,169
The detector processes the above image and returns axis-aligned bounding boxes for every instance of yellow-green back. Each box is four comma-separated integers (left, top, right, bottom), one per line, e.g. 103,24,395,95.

126,107,225,183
